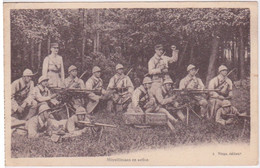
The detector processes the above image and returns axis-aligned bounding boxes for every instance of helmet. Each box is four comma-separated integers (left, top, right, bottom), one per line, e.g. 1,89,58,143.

38,76,49,84
50,43,59,48
187,64,196,72
143,77,152,84
38,104,51,114
92,66,101,73
68,65,77,72
163,78,173,84
116,64,124,70
23,69,34,76
218,65,228,73
76,107,87,115
222,100,231,107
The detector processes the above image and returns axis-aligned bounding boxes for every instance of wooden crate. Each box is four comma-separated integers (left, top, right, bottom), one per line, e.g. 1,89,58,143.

145,112,167,125
123,112,145,125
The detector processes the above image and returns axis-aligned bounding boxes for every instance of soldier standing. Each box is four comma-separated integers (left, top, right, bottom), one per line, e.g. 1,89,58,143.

85,66,106,114
64,65,85,110
153,78,185,131
11,69,37,120
179,64,208,118
107,64,134,113
148,44,178,95
42,43,65,87
208,65,233,118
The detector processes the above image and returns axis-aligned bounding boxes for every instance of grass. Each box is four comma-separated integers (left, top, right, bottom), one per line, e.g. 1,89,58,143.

11,86,250,158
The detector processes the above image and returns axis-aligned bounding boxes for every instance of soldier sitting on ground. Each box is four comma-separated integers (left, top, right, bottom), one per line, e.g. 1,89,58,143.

64,65,86,110
216,100,247,126
107,64,134,113
179,64,208,118
126,77,156,114
11,69,38,120
153,78,185,131
208,65,233,119
85,66,107,114
66,106,91,136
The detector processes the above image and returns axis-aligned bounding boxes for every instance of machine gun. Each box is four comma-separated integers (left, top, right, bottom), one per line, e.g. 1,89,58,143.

171,88,220,95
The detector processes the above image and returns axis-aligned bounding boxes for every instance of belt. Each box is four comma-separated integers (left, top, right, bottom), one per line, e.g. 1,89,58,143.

48,69,61,73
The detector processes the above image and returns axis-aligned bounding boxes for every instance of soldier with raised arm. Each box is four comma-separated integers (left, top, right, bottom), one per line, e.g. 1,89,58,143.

106,64,134,113
148,44,178,95
42,43,65,87
208,65,233,118
179,64,208,118
11,69,37,120
85,66,106,114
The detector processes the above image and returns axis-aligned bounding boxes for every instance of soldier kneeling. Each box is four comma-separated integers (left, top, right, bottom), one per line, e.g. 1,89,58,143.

216,100,246,126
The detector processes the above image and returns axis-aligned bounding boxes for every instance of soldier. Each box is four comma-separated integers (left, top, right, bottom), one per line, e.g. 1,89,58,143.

64,65,85,109
33,76,59,108
208,65,233,118
148,44,178,95
11,69,37,120
66,106,91,134
126,77,156,113
216,100,246,126
42,43,65,87
85,66,106,114
154,78,185,131
107,64,134,113
179,64,208,118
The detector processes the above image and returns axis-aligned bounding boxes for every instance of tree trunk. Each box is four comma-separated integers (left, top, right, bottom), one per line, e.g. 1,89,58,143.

47,36,51,55
96,9,100,52
82,9,86,58
206,35,220,86
38,42,42,71
239,26,245,80
30,42,35,71
189,42,195,64
177,41,188,67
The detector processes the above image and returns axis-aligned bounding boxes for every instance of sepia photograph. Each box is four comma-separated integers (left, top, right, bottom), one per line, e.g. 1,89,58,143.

4,1,258,166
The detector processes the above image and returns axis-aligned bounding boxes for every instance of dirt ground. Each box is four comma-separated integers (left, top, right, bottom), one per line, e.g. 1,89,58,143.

11,86,250,158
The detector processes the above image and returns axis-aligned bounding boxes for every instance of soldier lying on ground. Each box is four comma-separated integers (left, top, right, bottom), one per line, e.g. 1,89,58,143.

153,78,185,131
179,64,208,118
208,65,233,119
126,77,156,114
216,100,247,126
11,69,38,120
64,65,86,110
107,64,134,113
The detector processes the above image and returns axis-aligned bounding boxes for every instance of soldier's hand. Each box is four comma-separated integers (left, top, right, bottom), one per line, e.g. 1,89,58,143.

171,95,176,101
17,106,24,113
162,68,168,73
226,118,234,125
51,94,58,99
218,95,225,100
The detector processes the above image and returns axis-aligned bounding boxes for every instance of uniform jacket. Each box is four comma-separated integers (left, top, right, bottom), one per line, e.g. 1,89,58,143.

179,75,205,90
107,74,134,94
208,74,233,98
64,76,85,89
216,106,239,125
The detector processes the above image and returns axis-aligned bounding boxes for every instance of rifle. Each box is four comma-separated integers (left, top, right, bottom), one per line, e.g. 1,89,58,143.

78,121,117,128
216,68,236,90
172,89,220,94
223,114,250,119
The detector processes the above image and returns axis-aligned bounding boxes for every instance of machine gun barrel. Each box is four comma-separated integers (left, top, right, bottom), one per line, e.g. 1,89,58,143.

78,121,117,128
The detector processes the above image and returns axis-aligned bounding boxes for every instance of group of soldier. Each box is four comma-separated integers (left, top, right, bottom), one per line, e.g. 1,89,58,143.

11,42,246,140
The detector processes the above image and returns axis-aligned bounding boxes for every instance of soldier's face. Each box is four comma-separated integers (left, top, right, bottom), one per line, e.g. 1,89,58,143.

41,80,49,87
144,83,152,89
51,47,59,54
155,49,164,56
24,76,32,83
164,83,172,91
117,69,124,75
70,70,77,77
94,71,101,78
77,114,85,121
221,70,228,76
189,69,197,76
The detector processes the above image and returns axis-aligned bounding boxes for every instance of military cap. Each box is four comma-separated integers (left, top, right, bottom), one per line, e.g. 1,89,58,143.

222,100,232,107
38,76,49,84
23,69,34,76
218,65,228,73
116,64,124,70
154,44,164,50
50,43,59,48
92,66,101,73
68,65,77,73
38,104,51,114
163,78,173,84
187,64,196,72
143,77,152,84
76,107,87,115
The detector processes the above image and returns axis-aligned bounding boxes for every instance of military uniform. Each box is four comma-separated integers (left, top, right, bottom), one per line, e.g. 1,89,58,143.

42,43,64,87
11,69,37,120
107,64,134,113
148,44,178,95
215,100,239,125
208,65,233,118
85,67,106,114
179,65,208,117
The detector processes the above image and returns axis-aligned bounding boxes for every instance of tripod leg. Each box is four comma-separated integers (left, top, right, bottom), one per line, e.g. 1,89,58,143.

186,107,189,125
